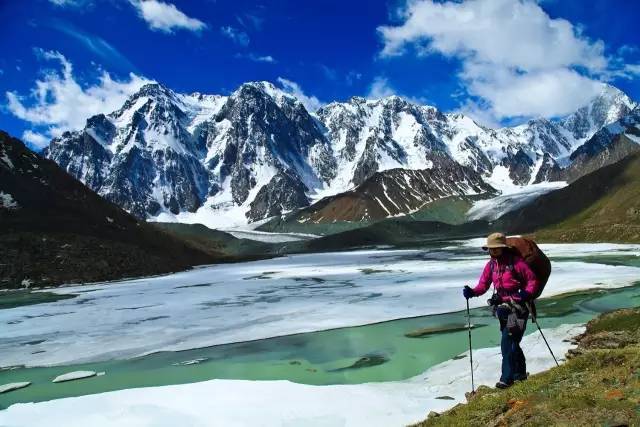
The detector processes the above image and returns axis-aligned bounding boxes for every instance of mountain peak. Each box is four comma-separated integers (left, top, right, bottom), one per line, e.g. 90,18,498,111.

559,83,636,143
230,81,305,111
131,82,173,100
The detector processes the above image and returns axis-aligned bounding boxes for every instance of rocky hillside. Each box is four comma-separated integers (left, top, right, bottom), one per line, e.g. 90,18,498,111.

284,155,494,223
0,131,223,289
415,307,640,426
42,81,635,228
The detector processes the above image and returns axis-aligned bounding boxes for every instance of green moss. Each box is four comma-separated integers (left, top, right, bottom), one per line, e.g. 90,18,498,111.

586,309,640,334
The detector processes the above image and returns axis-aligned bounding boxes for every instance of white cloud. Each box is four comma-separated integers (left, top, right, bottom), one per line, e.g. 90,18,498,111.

463,63,603,119
377,0,613,122
366,76,396,99
50,20,137,71
366,76,431,105
276,78,323,112
130,0,207,34
21,130,50,149
623,64,640,77
235,53,275,63
220,26,250,46
6,49,151,144
48,0,88,6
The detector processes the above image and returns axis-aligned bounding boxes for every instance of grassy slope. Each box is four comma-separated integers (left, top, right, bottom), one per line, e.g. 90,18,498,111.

533,153,640,242
404,196,481,225
290,218,490,253
498,152,640,243
413,308,640,426
152,222,277,259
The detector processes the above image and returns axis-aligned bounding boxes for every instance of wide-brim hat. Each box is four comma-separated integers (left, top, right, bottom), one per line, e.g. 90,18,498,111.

482,232,510,250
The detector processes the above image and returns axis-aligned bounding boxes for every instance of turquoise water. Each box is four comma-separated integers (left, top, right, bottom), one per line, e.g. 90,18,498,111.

1,276,639,409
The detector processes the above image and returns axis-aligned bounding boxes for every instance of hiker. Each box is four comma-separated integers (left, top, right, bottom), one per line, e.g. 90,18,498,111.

462,232,541,389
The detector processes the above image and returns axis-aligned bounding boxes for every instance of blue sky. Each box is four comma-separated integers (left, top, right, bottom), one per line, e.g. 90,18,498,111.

1,0,639,149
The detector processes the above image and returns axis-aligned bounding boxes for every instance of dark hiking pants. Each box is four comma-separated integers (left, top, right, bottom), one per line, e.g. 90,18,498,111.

497,306,529,384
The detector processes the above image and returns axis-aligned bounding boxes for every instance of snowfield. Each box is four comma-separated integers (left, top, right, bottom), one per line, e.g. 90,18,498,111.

466,181,567,221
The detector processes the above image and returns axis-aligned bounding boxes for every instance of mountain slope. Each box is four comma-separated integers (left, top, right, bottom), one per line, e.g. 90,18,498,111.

497,149,640,242
283,155,495,223
0,131,224,289
562,106,640,182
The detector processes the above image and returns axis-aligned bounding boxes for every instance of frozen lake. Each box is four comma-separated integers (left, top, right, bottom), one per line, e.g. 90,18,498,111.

2,241,640,368
1,240,640,425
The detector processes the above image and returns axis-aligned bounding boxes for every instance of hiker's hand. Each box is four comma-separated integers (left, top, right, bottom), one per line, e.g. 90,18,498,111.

463,286,475,299
487,293,502,306
517,289,531,301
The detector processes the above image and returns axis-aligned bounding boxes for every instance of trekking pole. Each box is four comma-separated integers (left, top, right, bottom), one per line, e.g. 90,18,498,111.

526,302,559,367
466,298,475,393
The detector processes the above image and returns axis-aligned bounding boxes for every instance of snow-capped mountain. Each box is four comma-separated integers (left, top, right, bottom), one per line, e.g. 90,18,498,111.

44,81,636,228
563,105,640,181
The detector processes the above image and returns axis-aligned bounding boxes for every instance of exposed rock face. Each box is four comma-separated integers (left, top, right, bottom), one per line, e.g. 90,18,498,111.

248,171,309,219
533,153,564,183
563,108,640,182
293,155,495,223
42,81,636,226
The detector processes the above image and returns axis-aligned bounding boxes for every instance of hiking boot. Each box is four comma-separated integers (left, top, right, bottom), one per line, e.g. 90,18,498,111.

495,381,512,389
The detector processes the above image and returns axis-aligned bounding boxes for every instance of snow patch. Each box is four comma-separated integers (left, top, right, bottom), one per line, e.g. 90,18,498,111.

226,230,319,242
0,191,19,210
0,151,14,169
466,181,567,221
52,371,97,383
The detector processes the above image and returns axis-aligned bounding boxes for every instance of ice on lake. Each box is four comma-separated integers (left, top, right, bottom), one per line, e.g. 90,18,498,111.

1,242,639,367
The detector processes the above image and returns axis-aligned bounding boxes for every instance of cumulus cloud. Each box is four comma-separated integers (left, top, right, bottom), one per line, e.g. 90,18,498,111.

130,0,207,34
21,130,50,149
377,0,614,123
6,49,151,146
277,77,323,112
220,26,250,47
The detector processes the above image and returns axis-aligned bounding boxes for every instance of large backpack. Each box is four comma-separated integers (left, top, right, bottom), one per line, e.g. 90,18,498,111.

505,236,551,299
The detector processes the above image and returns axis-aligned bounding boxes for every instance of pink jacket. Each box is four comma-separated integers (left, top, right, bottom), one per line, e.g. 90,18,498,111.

472,253,540,301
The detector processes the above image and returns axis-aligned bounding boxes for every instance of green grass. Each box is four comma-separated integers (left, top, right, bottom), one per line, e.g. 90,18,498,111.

413,308,640,426
586,309,640,334
405,195,483,225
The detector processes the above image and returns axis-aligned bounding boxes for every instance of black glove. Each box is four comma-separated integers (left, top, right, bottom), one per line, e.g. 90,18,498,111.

463,285,475,299
517,289,532,302
487,293,503,306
